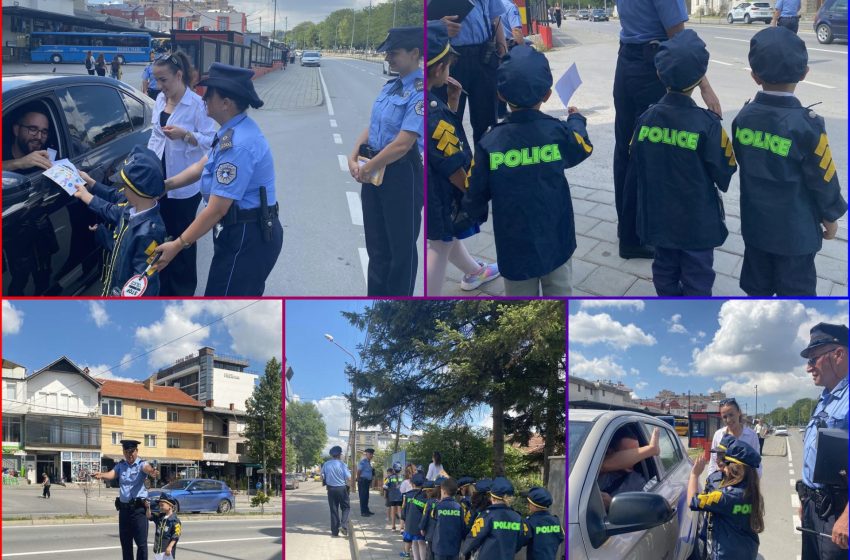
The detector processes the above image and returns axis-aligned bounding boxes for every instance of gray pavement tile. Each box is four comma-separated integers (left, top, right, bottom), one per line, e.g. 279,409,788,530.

572,198,598,215
584,220,619,243
624,278,657,296
815,254,848,284
586,189,616,204
570,185,595,200
830,283,847,296
818,239,849,262
573,235,599,259
586,203,618,222
574,215,601,235
720,232,746,256
713,273,746,296
571,258,597,286
713,250,742,276
817,277,835,297
725,215,741,234
582,240,628,269
617,255,653,278
577,266,637,295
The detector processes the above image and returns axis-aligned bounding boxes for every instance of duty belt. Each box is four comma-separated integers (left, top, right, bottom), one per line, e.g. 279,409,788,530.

220,202,279,226
796,480,848,505
117,497,147,509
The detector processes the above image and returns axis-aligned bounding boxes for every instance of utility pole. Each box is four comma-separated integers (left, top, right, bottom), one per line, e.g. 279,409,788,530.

393,0,398,27
350,12,356,51
754,385,758,421
366,0,372,52
273,0,278,41
171,0,175,32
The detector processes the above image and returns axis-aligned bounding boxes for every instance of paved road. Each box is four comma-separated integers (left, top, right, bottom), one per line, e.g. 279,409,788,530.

759,431,806,560
2,517,281,559
284,480,352,560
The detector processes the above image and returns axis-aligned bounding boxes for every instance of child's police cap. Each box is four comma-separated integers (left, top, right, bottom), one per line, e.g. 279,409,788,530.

497,45,552,108
109,146,164,199
427,20,459,67
393,461,403,472
120,439,141,450
377,26,423,53
457,476,475,487
748,26,808,84
474,478,492,492
364,448,375,454
654,29,709,91
724,440,761,469
157,492,177,506
711,433,737,454
526,487,553,508
197,62,264,108
329,445,343,456
412,472,426,486
800,323,848,358
488,476,514,497
422,479,436,488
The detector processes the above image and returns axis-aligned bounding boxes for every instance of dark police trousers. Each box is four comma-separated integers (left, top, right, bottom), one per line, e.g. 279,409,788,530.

327,485,351,536
119,502,149,560
361,148,423,296
613,42,666,248
653,247,715,296
158,193,201,296
358,477,372,514
801,491,847,560
448,44,499,145
740,246,816,296
205,218,283,296
778,16,800,33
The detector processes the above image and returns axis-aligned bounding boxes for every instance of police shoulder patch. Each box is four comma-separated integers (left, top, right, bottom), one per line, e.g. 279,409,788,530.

216,162,237,185
219,128,234,151
414,78,424,92
415,100,424,116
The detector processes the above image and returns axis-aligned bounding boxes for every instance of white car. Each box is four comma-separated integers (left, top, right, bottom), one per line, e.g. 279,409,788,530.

775,425,789,436
382,60,399,76
727,2,773,24
300,51,321,67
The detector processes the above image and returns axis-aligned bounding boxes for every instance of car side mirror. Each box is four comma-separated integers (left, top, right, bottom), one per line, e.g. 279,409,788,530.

605,492,675,537
2,171,33,209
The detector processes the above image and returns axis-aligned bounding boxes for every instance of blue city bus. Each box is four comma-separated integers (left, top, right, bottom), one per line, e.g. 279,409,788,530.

29,32,153,64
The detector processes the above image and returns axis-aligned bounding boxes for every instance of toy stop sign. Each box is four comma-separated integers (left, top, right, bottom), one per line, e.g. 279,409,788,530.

121,274,149,297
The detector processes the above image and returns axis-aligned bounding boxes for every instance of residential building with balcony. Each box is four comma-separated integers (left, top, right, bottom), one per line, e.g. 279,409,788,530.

2,359,28,475
201,403,253,489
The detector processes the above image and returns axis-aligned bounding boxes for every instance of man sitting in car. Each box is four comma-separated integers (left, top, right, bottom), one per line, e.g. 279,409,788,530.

3,104,53,173
598,426,661,510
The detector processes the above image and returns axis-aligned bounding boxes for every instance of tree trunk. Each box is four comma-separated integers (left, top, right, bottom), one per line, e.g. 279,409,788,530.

393,410,403,453
492,368,505,476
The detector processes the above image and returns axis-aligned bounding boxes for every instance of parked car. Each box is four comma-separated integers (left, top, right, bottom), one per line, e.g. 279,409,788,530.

286,474,300,489
301,51,321,67
382,60,400,76
799,426,807,433
814,0,848,43
577,9,591,19
591,9,609,21
2,74,155,296
148,478,235,514
727,2,773,23
295,472,307,482
774,425,789,436
569,409,704,560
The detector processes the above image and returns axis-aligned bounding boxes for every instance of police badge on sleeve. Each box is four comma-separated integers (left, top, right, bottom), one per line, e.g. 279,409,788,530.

415,100,424,116
216,162,237,185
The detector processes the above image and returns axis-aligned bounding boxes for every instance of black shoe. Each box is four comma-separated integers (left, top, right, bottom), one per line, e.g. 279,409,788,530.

340,527,349,537
619,245,654,259
332,533,339,537
362,512,374,517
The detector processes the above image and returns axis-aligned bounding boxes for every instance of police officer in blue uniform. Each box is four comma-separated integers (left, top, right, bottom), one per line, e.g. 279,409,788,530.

732,28,847,296
613,0,722,259
518,487,563,560
629,29,737,296
772,0,801,33
321,445,353,538
798,323,849,559
356,447,375,516
347,27,424,296
154,63,282,296
94,439,160,560
461,476,528,559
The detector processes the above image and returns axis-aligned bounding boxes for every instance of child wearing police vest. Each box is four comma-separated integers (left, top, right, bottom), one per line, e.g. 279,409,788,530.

418,477,468,560
401,472,428,560
384,463,404,531
627,29,737,297
455,476,475,528
145,492,182,559
688,440,764,560
460,45,593,296
419,479,440,550
518,487,564,560
460,476,528,559
75,146,166,297
733,26,847,296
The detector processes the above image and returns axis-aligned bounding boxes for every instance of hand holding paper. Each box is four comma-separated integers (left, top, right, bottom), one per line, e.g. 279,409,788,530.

42,159,86,196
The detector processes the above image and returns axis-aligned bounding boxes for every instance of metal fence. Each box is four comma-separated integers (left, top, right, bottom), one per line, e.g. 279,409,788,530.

250,40,272,67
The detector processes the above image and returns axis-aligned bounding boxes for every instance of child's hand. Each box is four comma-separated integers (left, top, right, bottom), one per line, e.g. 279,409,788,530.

74,184,93,205
567,106,579,115
692,454,707,476
822,220,838,240
78,170,95,189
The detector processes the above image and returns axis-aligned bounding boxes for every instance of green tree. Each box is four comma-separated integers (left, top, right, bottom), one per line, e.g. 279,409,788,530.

285,437,298,473
286,401,327,471
405,425,493,478
245,358,282,494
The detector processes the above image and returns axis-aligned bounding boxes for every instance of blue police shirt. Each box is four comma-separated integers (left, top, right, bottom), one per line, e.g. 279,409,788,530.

114,458,149,503
358,457,373,480
368,69,425,154
321,458,351,487
774,0,801,18
617,0,688,44
802,375,849,488
500,0,522,41
142,64,159,92
453,0,506,46
200,113,277,210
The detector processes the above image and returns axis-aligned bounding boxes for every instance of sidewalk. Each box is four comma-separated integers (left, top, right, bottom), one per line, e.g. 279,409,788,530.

350,490,406,560
253,62,322,110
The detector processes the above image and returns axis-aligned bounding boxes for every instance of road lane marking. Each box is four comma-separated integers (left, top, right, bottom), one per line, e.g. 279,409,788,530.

319,68,335,116
359,247,369,284
347,191,364,226
338,154,348,172
790,478,796,486
714,36,751,42
792,514,802,535
800,79,836,89
334,133,343,144
792,494,800,509
788,439,793,462
710,59,733,66
330,119,338,128
2,537,279,557
790,468,795,475
808,47,847,54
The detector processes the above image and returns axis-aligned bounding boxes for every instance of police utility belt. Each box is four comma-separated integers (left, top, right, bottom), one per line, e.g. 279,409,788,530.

115,497,147,510
218,186,279,242
620,40,661,64
796,480,848,520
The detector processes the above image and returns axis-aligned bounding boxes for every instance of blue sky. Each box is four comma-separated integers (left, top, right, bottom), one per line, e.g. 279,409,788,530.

2,300,282,382
568,299,849,414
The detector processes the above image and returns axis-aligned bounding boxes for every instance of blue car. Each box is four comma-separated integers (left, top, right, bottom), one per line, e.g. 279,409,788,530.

148,478,235,514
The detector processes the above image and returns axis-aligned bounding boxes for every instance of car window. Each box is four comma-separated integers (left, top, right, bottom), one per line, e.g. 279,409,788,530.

163,480,191,490
657,425,684,474
55,85,133,155
569,421,591,474
121,92,146,130
194,480,220,491
834,0,847,10
3,98,64,173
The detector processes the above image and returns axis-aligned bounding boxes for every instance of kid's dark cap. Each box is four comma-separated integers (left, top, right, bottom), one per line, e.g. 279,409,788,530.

711,434,737,454
526,487,553,508
497,45,552,108
724,440,761,469
654,29,709,91
749,26,808,84
109,146,164,199
489,476,514,497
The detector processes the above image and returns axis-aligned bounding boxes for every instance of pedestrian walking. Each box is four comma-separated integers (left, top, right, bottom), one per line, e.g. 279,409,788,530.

111,55,122,80
554,5,562,28
153,63,282,296
84,51,95,75
754,419,767,454
356,448,376,516
321,445,352,538
41,473,50,498
94,439,160,560
95,53,107,77
772,0,802,32
347,26,424,296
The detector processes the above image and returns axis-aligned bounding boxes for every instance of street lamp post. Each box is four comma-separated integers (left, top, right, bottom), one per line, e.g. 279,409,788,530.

324,334,358,492
754,385,758,422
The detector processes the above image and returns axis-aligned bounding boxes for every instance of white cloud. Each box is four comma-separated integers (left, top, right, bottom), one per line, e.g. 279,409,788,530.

635,381,649,390
135,306,211,369
569,311,657,349
313,395,351,439
89,302,110,328
569,350,630,379
698,331,707,338
658,356,690,377
720,371,820,407
119,353,134,371
667,314,689,335
2,301,24,334
579,300,645,311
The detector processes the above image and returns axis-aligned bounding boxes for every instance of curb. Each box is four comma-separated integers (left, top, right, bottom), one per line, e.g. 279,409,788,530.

349,519,361,560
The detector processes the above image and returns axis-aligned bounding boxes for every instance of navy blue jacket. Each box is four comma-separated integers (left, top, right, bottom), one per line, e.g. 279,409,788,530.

519,510,564,560
151,512,181,553
423,497,468,555
690,482,759,560
460,503,528,559
732,92,847,255
402,489,427,535
89,181,127,253
419,497,438,540
463,110,593,281
629,92,737,250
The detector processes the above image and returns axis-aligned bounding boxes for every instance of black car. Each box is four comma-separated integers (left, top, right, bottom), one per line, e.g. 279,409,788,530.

591,9,609,21
814,0,848,43
2,75,155,295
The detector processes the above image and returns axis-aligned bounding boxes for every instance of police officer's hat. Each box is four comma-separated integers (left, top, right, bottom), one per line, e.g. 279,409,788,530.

474,478,492,493
364,448,375,454
497,45,552,108
120,439,141,450
422,479,436,489
427,20,459,67
723,440,761,469
748,26,808,84
109,146,164,199
197,62,264,108
457,476,475,488
329,445,343,457
710,434,737,454
411,472,426,486
526,487,553,508
654,29,709,92
489,476,514,498
157,492,177,507
376,26,423,53
800,323,849,358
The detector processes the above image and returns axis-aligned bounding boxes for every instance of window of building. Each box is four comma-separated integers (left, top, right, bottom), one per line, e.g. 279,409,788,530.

5,382,17,401
102,398,123,417
236,442,246,455
144,435,156,447
167,411,178,422
167,437,180,449
141,408,156,420
204,417,214,431
3,417,21,442
111,432,123,445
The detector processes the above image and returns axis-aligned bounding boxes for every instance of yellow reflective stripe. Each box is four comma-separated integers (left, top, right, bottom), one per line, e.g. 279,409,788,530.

573,131,592,154
433,120,460,156
427,43,451,67
815,134,836,182
721,129,736,166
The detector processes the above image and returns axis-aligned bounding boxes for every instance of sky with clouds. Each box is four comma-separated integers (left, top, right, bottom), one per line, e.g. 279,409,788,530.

568,299,848,415
231,0,395,31
2,300,282,384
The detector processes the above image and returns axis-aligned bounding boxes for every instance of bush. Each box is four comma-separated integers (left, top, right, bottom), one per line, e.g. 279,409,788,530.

250,491,270,508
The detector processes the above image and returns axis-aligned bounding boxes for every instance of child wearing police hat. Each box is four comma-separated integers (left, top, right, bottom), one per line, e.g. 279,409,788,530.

401,472,428,560
518,487,564,560
418,479,440,551
420,477,468,560
384,463,404,531
460,45,593,296
75,146,166,296
733,26,847,296
688,440,765,560
627,29,737,297
460,476,528,559
146,492,182,559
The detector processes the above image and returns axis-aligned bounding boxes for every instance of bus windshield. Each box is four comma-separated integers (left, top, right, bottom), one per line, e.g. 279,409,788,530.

30,32,152,64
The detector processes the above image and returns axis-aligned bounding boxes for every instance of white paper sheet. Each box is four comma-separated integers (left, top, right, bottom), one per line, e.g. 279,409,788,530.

554,63,583,108
41,158,85,196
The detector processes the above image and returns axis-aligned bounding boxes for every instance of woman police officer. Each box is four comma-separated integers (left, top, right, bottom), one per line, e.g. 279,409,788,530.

153,63,283,295
347,26,425,296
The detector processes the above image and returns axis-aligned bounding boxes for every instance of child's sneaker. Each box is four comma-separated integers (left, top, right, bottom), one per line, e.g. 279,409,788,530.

399,552,411,558
461,262,500,291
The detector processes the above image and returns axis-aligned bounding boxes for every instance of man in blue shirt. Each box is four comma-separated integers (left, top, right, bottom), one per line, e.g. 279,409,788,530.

798,323,848,559
772,0,802,33
356,447,375,516
321,446,353,537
